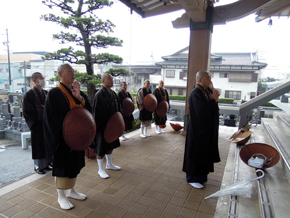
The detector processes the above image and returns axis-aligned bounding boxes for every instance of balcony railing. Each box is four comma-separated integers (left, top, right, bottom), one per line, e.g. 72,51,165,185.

239,80,290,128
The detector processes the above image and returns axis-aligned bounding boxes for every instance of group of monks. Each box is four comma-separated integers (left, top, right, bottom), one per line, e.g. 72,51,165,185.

23,63,171,210
23,64,220,210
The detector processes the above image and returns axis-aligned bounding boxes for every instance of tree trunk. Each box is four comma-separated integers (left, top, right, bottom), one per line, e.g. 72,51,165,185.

87,82,97,105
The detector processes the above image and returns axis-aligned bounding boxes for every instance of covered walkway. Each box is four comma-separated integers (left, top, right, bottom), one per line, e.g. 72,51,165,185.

0,125,235,218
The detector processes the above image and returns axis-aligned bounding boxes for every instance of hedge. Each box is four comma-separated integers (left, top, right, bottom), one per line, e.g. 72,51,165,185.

88,91,276,107
242,100,277,107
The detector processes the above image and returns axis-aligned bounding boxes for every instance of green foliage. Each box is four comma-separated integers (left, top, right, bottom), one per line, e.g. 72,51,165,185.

75,73,102,87
242,100,277,107
132,118,141,131
50,75,60,81
49,69,102,87
262,102,277,107
131,118,154,132
131,93,235,104
41,0,123,74
169,95,187,101
81,90,88,95
266,77,276,82
258,82,266,92
218,98,235,104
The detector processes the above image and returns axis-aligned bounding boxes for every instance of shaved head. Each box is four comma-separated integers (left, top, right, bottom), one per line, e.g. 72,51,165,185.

102,73,113,89
196,71,210,82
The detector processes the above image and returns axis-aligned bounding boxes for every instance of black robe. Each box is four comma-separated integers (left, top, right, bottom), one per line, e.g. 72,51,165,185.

182,84,220,177
118,90,134,131
153,88,170,125
92,86,121,157
43,83,91,178
23,87,48,159
138,88,152,121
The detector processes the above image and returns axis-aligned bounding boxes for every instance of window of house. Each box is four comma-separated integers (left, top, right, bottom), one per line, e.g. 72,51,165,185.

49,81,54,85
250,92,256,99
166,70,175,78
178,88,183,95
0,69,3,73
219,73,228,78
252,73,258,82
179,71,184,79
179,70,188,80
229,72,252,82
225,90,241,100
54,71,58,76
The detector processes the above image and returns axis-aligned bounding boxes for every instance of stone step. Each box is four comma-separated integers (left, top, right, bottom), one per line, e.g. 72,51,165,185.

215,120,290,218
262,117,290,184
251,122,290,218
273,111,290,137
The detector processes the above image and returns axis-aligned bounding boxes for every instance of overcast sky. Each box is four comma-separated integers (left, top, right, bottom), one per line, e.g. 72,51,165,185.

0,0,289,71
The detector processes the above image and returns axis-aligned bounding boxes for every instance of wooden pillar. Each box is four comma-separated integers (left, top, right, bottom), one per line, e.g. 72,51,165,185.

183,6,213,132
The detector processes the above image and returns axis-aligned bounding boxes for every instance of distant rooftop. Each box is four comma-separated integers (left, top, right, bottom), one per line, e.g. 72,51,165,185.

0,52,46,63
13,51,47,56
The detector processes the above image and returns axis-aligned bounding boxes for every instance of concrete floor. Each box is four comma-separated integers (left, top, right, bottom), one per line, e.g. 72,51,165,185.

0,124,235,218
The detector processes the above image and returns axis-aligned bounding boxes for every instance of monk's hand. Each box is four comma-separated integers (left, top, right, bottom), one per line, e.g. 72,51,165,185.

209,81,214,91
72,81,81,100
210,89,220,102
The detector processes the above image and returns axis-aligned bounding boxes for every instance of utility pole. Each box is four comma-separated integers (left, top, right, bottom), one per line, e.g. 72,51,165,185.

5,28,12,87
24,61,27,92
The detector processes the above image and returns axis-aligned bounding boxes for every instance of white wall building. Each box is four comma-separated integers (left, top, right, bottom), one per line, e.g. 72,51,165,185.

151,47,268,102
0,52,104,92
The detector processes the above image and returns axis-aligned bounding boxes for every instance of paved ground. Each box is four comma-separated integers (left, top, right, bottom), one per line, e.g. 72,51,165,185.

0,139,34,187
0,125,235,218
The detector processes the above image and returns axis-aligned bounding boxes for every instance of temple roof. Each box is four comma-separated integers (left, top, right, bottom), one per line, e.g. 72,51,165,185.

155,47,267,68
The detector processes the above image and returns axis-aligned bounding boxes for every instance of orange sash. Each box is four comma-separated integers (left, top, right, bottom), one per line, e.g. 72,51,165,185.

158,87,167,101
58,83,83,109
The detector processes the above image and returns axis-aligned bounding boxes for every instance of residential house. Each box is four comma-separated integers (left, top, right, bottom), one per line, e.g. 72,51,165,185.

152,47,267,102
112,64,161,92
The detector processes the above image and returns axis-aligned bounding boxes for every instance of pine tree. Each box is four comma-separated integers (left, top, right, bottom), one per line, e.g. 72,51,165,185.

41,0,124,102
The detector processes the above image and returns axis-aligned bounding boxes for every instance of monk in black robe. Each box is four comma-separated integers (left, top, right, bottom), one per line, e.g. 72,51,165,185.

182,71,220,189
153,80,170,134
92,73,122,179
43,64,91,210
137,79,152,138
23,72,52,174
118,81,134,141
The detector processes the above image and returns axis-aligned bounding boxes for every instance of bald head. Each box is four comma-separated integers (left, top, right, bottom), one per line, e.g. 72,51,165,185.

196,71,210,82
196,71,211,89
58,64,72,73
102,73,113,89
159,80,164,89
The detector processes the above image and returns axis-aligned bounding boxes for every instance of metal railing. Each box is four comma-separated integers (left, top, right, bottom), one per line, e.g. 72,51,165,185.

239,80,290,128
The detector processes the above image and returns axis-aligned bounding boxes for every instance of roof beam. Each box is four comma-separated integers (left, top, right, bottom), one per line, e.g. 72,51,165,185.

213,0,273,24
119,0,145,17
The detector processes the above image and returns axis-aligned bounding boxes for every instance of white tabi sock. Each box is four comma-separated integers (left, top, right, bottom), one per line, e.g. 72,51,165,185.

189,183,204,189
57,189,74,210
66,187,87,200
106,154,121,170
120,135,126,141
144,127,151,137
159,126,165,134
140,125,146,138
155,125,161,134
97,158,109,179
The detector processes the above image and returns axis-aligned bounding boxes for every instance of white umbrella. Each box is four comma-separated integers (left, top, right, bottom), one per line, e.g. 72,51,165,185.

205,170,264,199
